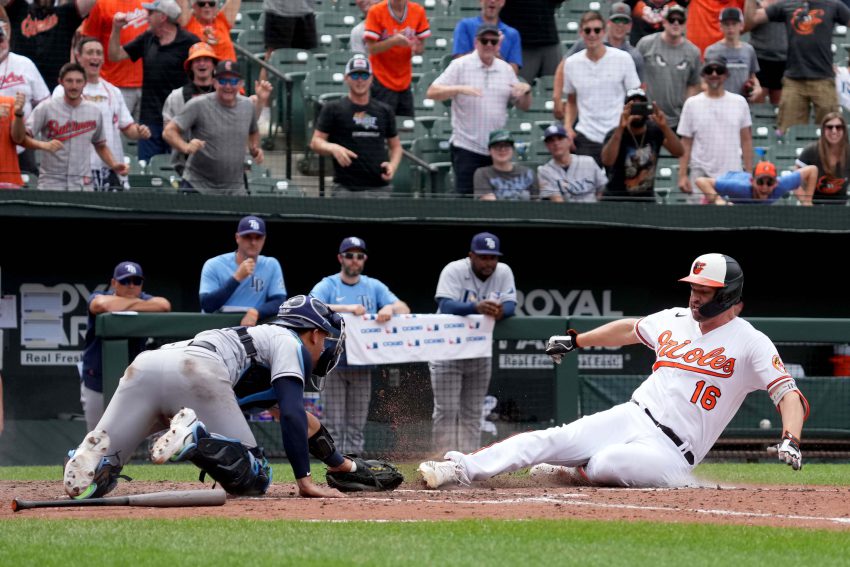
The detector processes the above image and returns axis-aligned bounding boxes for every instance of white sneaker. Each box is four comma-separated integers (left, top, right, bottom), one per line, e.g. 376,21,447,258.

529,463,591,486
150,408,206,464
64,430,110,498
418,460,469,489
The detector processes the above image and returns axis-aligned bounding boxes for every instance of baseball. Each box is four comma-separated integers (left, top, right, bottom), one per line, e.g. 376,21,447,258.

759,419,772,430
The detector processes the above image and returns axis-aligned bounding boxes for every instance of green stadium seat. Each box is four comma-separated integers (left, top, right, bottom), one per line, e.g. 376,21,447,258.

323,49,354,71
785,124,821,146
316,11,359,37
127,173,169,191
446,0,481,17
409,136,453,194
428,15,459,38
148,153,178,179
248,177,305,196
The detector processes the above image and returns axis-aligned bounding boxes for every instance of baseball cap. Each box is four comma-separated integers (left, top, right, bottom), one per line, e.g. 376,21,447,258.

142,0,181,22
214,59,242,79
488,129,514,146
237,215,266,236
609,2,632,22
339,236,367,253
470,232,502,256
344,54,372,76
113,261,144,282
754,161,777,178
702,55,728,73
719,7,743,22
625,87,648,103
543,122,569,141
184,42,218,72
666,4,686,19
475,23,500,38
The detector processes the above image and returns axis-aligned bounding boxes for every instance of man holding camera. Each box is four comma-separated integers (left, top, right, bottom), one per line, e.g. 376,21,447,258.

600,88,684,202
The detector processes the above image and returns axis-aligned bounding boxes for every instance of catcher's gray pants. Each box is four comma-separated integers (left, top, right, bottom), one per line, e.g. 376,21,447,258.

80,382,104,432
428,357,492,454
92,344,256,467
321,367,371,455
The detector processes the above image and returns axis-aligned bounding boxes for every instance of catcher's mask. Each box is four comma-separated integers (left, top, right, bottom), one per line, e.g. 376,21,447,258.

273,295,345,389
679,253,744,318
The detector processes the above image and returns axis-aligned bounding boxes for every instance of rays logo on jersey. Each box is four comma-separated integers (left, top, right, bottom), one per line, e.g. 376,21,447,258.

652,330,736,378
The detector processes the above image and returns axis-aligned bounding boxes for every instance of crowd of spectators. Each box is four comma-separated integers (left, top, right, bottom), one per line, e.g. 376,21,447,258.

0,0,848,203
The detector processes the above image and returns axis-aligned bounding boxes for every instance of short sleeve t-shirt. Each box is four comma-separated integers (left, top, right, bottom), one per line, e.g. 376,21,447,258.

602,122,666,199
0,96,23,187
473,164,538,200
537,155,608,201
686,0,744,55
123,28,200,125
714,170,802,203
452,16,522,67
81,0,148,88
315,96,397,188
767,0,850,80
796,142,850,203
363,0,431,92
704,41,760,97
435,257,517,306
185,12,237,62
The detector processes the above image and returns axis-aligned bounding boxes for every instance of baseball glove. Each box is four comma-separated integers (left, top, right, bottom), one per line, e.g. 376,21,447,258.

326,457,404,492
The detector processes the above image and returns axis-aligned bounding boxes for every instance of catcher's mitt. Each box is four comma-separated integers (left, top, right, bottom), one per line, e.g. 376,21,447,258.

326,458,404,492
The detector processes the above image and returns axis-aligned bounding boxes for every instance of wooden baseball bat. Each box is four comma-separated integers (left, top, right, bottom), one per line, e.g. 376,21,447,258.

11,489,226,512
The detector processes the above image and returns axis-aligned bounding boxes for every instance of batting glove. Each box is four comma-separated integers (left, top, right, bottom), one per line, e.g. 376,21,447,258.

777,431,802,470
545,330,579,365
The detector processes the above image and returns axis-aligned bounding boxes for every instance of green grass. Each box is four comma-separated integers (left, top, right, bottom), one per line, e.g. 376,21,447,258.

0,518,848,566
1,461,847,485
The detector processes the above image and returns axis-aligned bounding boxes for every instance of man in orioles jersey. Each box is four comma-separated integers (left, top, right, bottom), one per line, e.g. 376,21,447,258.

419,253,808,489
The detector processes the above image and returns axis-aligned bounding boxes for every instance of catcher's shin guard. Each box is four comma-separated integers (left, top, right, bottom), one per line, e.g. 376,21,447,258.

188,436,272,496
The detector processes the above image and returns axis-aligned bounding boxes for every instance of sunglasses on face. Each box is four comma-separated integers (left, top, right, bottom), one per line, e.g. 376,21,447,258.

119,277,143,286
825,123,845,131
348,71,370,80
703,66,726,76
755,176,777,187
478,37,499,46
667,16,686,24
196,1,216,6
217,77,240,86
342,252,366,260
610,17,630,24
582,26,604,35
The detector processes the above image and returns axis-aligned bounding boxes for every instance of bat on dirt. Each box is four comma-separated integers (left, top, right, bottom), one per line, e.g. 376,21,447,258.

11,489,226,512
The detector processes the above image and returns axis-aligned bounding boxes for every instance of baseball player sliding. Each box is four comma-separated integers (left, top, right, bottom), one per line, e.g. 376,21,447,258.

419,253,808,488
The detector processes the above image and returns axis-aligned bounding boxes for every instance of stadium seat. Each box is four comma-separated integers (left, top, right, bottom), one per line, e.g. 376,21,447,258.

785,124,821,146
409,136,453,194
316,12,359,38
323,49,355,71
446,0,481,17
429,15,459,38
127,174,169,191
248,177,305,196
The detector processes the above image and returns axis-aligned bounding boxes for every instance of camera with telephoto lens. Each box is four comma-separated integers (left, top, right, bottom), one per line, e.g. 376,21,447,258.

630,101,653,116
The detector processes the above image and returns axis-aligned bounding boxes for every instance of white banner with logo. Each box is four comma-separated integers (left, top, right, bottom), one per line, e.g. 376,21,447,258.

343,314,495,365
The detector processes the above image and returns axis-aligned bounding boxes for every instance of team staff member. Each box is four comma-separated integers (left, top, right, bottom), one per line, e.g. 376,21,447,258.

310,236,410,455
80,261,171,430
64,296,352,499
420,253,807,489
199,215,287,327
309,54,402,197
428,232,517,454
363,0,430,117
695,161,818,205
19,62,129,190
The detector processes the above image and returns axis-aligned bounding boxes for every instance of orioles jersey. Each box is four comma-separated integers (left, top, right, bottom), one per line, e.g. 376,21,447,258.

633,308,808,463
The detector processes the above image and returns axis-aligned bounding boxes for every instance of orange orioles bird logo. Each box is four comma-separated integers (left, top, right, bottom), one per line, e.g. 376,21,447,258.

693,261,707,274
791,8,823,35
816,174,847,195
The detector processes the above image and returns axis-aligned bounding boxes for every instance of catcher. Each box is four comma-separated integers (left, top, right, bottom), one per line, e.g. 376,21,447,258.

64,295,403,499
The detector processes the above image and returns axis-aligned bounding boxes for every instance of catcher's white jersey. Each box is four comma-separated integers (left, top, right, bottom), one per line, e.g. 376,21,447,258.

633,308,797,463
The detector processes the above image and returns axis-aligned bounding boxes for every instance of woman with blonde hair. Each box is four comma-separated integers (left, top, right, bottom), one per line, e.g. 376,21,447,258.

795,112,850,204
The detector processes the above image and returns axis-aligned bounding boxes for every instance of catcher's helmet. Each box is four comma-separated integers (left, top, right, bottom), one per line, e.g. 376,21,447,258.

679,253,744,318
274,295,345,379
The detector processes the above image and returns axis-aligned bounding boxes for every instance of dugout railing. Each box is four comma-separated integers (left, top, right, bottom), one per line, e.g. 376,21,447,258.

92,313,850,461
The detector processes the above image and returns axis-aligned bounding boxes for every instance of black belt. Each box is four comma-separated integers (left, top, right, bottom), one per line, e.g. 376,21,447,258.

632,400,695,465
188,340,217,353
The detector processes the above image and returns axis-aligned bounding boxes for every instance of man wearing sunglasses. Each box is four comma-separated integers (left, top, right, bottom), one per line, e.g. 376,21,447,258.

310,54,402,197
677,55,753,203
177,0,239,62
309,236,410,455
696,160,817,205
65,295,385,500
636,4,701,130
80,261,172,431
163,59,262,194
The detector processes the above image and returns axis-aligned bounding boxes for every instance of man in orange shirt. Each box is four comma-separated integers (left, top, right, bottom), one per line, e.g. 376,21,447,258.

0,91,25,188
686,0,744,56
176,0,238,61
81,0,149,120
363,0,430,117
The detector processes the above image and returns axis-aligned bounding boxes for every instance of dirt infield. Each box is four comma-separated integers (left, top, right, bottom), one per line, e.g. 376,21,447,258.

3,477,849,530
